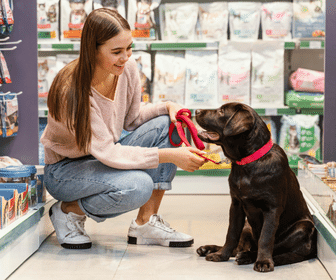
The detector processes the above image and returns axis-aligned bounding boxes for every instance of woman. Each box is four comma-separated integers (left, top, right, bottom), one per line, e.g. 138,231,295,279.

41,8,206,250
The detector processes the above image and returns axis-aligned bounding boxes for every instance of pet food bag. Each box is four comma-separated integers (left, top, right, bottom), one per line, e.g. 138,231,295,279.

197,2,228,42
261,2,293,41
153,51,186,105
293,0,325,38
251,41,285,108
128,0,161,40
61,0,92,41
0,0,14,36
218,42,251,105
185,50,218,109
0,93,18,137
262,116,278,144
160,2,198,41
0,51,11,84
132,51,152,103
93,0,126,18
290,68,324,93
279,114,321,166
37,0,59,41
228,2,261,41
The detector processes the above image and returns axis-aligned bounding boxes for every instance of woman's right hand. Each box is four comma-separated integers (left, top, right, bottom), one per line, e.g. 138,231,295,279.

159,147,207,172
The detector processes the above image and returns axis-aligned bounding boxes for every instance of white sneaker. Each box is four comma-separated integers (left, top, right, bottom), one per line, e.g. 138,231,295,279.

49,201,92,249
127,214,194,247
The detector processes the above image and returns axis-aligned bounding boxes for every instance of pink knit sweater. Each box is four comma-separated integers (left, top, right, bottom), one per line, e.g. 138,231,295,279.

41,58,169,170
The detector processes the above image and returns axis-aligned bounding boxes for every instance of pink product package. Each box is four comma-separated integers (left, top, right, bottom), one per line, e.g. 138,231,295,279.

290,68,324,93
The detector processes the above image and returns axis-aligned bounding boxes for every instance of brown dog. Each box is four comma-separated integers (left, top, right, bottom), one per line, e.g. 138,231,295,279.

195,102,316,272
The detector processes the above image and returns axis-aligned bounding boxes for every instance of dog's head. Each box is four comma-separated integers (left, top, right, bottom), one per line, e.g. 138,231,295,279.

195,102,270,161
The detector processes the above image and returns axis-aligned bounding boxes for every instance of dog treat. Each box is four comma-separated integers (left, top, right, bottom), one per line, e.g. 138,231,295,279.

218,42,251,105
228,2,261,41
93,0,125,18
132,51,151,103
185,50,218,109
37,0,59,41
153,51,186,105
261,2,293,41
1,0,14,36
0,93,18,137
290,68,324,93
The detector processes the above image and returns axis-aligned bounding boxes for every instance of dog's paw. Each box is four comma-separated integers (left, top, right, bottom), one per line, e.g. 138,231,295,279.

205,252,229,262
235,251,257,265
253,259,274,273
196,245,221,257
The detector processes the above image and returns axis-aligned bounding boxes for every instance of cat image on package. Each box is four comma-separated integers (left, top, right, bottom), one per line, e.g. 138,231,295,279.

132,51,151,103
93,0,126,18
37,0,59,40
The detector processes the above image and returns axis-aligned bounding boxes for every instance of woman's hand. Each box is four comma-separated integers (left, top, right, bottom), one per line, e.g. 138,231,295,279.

166,101,185,124
159,147,207,172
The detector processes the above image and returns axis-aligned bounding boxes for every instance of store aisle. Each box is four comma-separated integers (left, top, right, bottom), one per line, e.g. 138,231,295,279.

8,194,331,280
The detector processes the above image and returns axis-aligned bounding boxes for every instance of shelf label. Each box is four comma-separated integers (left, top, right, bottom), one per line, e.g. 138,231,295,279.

265,108,277,115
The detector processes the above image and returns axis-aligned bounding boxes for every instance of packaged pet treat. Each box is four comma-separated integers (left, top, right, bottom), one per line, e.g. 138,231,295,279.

0,183,29,218
293,0,325,38
185,50,218,109
61,0,92,41
290,68,324,93
251,41,285,108
261,2,293,41
153,51,186,105
0,0,14,36
132,51,151,103
0,51,11,84
128,0,161,40
0,93,18,137
37,0,59,41
197,2,228,42
228,2,261,41
160,2,198,41
218,42,251,105
0,189,16,228
93,0,125,18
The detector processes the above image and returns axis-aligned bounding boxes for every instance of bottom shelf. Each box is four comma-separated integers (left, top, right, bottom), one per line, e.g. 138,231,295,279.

0,198,56,280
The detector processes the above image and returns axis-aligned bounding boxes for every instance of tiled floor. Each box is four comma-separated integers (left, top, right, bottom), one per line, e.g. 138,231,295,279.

7,189,331,280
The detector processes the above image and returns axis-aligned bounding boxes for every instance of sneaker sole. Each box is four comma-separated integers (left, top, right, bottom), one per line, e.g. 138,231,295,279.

127,236,194,247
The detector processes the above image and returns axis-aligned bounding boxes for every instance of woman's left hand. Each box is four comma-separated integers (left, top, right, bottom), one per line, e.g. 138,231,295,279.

166,101,185,124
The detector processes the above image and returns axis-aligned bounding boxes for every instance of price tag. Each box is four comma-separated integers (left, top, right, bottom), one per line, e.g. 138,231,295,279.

309,41,322,49
265,108,277,116
73,43,80,51
41,44,52,50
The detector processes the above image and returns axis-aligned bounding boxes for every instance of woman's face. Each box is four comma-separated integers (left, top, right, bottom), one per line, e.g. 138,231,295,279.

95,30,133,76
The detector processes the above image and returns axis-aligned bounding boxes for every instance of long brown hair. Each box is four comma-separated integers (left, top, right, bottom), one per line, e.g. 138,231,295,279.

47,8,131,153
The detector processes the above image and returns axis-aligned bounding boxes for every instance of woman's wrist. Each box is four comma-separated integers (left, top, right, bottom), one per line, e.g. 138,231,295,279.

158,148,174,164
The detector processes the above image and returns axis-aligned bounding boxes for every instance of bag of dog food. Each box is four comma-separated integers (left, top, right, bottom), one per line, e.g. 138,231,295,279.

132,51,152,103
93,0,125,18
160,2,198,41
61,0,92,41
293,0,325,38
251,41,285,107
290,68,324,93
185,50,218,109
228,2,261,41
153,51,186,105
218,42,251,105
0,93,18,137
37,0,59,41
261,2,293,41
128,0,161,40
197,2,228,42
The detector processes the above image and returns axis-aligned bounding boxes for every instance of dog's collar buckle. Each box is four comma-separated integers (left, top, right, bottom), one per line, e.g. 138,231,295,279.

235,139,273,165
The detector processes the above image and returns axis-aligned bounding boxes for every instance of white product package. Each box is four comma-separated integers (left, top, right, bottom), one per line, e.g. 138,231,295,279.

293,0,325,38
153,51,186,105
228,2,261,41
132,51,152,103
218,42,251,105
93,0,125,18
197,2,228,42
37,0,60,41
185,50,218,109
251,41,285,108
127,0,161,40
160,2,198,41
261,2,293,41
61,0,93,41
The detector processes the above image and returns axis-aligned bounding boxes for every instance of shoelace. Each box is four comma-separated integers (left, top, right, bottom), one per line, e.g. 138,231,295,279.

65,214,88,238
151,214,175,233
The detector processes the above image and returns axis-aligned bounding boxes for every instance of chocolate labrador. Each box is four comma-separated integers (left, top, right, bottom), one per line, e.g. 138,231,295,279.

195,102,316,272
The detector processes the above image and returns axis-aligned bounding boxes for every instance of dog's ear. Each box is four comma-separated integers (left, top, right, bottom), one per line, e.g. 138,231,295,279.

223,106,255,137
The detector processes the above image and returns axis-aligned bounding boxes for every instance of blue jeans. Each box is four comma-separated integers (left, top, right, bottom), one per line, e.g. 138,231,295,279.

44,115,179,222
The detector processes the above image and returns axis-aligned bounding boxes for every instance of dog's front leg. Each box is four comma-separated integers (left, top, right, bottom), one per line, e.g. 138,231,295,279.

254,209,281,272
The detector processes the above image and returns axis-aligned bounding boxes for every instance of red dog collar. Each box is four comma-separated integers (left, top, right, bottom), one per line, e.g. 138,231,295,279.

235,139,273,165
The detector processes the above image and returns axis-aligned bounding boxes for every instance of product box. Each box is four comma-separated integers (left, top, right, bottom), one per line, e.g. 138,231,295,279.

285,91,324,109
0,189,16,229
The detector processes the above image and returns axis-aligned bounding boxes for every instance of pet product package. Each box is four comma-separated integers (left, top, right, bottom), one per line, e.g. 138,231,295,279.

197,2,228,42
293,0,325,38
0,93,18,137
61,0,92,41
261,2,293,41
37,0,59,40
0,189,16,228
153,51,186,105
128,0,161,40
185,50,218,109
218,42,251,105
251,41,285,107
132,51,151,103
160,2,198,41
0,51,11,84
290,68,324,93
228,2,261,41
279,114,321,166
0,183,29,218
93,0,125,18
0,0,14,36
